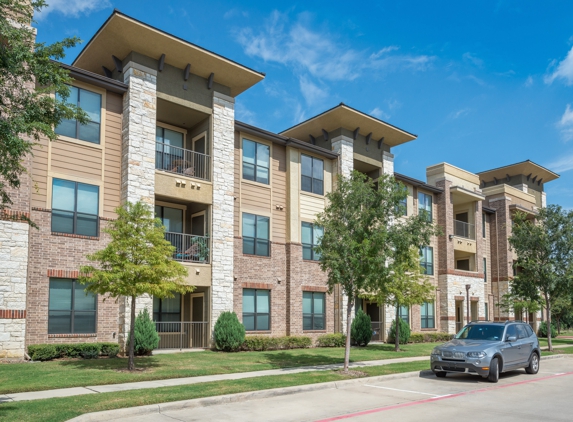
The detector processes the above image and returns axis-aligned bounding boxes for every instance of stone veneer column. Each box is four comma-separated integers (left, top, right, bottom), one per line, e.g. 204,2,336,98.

0,219,29,358
331,134,354,333
211,92,235,329
117,62,157,350
382,151,394,176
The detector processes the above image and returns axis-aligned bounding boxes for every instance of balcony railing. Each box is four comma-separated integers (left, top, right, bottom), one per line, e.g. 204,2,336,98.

165,232,210,263
156,142,211,181
454,220,475,240
154,322,209,349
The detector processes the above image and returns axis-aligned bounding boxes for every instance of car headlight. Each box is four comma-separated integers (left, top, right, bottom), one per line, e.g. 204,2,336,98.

431,348,441,356
466,351,486,359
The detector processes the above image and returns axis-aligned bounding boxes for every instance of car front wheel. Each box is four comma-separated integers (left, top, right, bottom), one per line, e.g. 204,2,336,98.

487,357,499,383
525,353,540,374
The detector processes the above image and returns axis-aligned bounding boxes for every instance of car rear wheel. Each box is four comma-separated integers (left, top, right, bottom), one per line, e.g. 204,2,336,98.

487,357,499,383
525,352,539,374
434,371,447,378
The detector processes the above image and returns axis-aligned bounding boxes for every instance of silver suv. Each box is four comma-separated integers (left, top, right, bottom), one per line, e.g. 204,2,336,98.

430,321,540,383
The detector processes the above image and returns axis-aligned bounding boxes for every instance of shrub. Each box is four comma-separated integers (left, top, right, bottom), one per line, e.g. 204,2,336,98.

408,332,454,343
80,344,100,359
28,344,60,361
214,311,245,352
316,333,346,347
538,321,557,338
128,308,160,356
351,310,372,347
242,335,312,351
387,318,411,344
100,342,120,358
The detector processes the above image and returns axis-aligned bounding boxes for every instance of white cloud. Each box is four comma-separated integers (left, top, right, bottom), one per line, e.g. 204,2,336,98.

545,46,573,85
369,107,390,120
235,11,434,82
224,8,249,20
462,52,483,67
557,104,573,142
448,108,470,120
547,152,573,173
299,76,328,106
35,0,111,20
524,75,534,87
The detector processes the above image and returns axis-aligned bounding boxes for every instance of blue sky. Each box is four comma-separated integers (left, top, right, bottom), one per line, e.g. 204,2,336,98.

35,1,573,207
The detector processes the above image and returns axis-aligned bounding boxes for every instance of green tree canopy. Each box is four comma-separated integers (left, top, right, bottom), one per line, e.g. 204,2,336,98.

315,171,438,370
79,201,193,370
509,205,573,351
0,0,87,213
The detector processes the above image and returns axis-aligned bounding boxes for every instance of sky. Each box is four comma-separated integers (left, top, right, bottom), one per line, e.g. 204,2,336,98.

33,0,573,208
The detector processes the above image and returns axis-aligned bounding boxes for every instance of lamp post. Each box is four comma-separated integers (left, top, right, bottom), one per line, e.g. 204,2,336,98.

466,284,471,324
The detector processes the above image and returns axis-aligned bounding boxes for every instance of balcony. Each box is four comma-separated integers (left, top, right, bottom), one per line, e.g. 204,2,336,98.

165,232,210,264
156,142,211,182
454,220,475,240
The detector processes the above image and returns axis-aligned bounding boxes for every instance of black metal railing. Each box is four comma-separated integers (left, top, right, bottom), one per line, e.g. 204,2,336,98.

154,322,209,349
155,142,211,181
165,232,210,263
454,220,475,240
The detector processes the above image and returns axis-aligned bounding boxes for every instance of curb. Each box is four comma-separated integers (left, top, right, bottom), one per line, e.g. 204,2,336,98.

69,369,431,422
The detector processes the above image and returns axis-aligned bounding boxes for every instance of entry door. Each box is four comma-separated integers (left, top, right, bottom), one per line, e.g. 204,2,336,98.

190,294,205,347
366,302,381,341
456,301,463,332
471,301,478,322
191,211,206,236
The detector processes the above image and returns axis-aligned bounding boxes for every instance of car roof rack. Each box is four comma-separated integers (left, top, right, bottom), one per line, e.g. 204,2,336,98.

504,320,525,324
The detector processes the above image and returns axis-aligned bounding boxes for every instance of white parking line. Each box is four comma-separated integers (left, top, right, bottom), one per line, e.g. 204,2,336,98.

364,384,442,398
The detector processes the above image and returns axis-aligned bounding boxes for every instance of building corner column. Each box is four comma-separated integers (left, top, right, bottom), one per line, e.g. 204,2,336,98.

211,91,235,332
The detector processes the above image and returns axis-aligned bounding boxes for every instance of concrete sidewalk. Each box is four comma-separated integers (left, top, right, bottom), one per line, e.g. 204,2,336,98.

0,355,428,403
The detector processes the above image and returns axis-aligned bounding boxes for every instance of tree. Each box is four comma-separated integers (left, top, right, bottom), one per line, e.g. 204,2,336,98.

315,171,437,371
79,201,193,370
0,0,86,214
508,205,573,351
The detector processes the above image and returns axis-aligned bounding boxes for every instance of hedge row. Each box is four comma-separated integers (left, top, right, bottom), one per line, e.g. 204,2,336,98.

408,332,454,343
242,335,312,351
316,333,346,347
27,342,120,361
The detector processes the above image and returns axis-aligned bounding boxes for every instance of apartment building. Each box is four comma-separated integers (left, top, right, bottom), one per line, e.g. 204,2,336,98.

0,11,559,358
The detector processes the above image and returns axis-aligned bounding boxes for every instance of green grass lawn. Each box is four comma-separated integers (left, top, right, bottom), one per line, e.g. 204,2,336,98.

0,360,429,422
0,342,437,395
539,338,573,347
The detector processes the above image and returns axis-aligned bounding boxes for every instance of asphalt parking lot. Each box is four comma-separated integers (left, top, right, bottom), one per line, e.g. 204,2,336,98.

106,357,573,422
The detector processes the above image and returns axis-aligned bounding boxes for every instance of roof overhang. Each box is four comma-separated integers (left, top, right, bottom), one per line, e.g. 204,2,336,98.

57,62,128,94
477,160,559,185
72,11,264,97
280,103,417,147
509,203,538,216
394,172,443,193
450,186,485,205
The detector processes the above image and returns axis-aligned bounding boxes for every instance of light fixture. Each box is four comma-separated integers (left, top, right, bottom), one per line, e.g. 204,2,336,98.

449,234,454,240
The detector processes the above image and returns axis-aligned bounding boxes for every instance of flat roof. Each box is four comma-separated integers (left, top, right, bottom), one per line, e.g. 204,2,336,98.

73,10,265,97
280,103,417,147
477,160,559,184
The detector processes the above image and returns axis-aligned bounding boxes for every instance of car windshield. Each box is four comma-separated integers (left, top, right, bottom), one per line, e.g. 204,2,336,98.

455,325,504,341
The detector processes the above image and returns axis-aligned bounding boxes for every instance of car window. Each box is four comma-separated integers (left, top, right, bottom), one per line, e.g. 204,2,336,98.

516,325,528,339
525,324,534,337
455,325,504,340
505,325,517,340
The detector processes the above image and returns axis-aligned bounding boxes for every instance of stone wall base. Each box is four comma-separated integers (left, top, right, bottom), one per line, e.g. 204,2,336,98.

0,318,26,358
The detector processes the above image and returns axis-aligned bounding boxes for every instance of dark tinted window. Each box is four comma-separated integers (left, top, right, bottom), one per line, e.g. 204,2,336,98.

505,325,517,340
455,324,504,340
516,324,528,339
525,324,534,337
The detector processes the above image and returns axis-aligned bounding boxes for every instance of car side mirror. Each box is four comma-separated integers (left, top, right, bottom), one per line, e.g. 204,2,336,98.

506,335,517,342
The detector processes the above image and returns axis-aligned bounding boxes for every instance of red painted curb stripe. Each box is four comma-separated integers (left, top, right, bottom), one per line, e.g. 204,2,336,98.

316,371,573,421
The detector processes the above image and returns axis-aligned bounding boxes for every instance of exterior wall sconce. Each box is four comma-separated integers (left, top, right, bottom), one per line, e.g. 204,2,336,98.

449,234,454,240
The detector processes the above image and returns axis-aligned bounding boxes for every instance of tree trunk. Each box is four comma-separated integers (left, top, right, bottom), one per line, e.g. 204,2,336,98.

545,294,552,352
343,295,354,372
394,304,400,352
128,295,136,371
557,318,561,335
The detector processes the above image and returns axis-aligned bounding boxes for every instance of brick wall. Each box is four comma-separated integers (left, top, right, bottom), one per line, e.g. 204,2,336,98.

25,209,119,347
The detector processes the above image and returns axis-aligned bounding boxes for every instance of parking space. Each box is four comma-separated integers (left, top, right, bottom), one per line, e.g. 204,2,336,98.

115,357,573,422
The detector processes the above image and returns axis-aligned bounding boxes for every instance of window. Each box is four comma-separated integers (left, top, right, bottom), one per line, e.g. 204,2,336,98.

419,246,434,275
397,190,408,216
516,324,528,339
52,179,99,237
55,86,102,144
456,259,470,271
421,301,435,329
482,213,487,238
302,222,323,261
398,305,409,325
155,126,185,172
153,294,181,332
418,192,432,221
243,289,270,331
483,258,487,283
48,278,96,334
505,324,517,340
155,206,183,233
301,154,324,195
243,139,270,184
303,292,325,330
242,213,270,256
